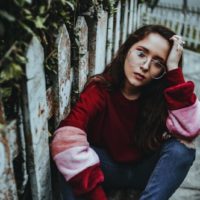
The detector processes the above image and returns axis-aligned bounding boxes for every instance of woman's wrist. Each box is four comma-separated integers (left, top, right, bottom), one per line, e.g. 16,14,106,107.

166,63,179,71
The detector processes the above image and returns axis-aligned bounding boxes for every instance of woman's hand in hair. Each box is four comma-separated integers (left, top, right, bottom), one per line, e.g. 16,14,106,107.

166,35,184,71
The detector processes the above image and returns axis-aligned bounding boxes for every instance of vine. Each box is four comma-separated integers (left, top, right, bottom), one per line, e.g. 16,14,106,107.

0,0,118,120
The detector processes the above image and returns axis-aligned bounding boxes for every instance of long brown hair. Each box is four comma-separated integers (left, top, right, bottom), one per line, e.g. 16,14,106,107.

87,25,182,152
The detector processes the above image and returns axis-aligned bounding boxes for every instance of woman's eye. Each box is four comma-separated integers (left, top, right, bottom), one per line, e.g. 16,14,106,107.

153,60,164,68
137,51,145,57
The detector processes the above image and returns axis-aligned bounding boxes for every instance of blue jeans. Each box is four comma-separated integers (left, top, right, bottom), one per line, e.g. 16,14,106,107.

59,138,196,200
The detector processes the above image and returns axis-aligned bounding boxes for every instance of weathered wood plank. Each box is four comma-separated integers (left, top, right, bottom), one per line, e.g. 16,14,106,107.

55,24,72,124
95,9,108,74
86,9,108,75
17,108,29,195
128,0,134,34
76,16,89,93
0,121,18,200
122,0,129,44
106,13,114,64
132,0,138,31
114,1,121,54
23,36,52,200
46,87,55,120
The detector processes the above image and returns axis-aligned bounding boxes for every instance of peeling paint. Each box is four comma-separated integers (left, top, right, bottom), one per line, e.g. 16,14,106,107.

76,17,89,92
0,143,5,175
24,36,52,200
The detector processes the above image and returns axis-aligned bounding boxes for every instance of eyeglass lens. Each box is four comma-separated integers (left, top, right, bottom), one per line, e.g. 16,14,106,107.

128,50,166,79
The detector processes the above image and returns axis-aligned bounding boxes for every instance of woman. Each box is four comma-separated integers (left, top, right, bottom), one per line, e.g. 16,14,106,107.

51,25,200,200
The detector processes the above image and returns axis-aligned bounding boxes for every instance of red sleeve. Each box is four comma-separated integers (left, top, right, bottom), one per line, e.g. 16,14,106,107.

164,68,196,110
69,164,107,200
166,68,185,86
56,82,107,199
59,82,106,130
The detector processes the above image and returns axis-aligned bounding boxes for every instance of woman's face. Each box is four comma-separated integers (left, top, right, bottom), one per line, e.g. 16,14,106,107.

123,33,170,89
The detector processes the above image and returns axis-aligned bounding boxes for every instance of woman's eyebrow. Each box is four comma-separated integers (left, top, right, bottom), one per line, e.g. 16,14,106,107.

137,46,165,62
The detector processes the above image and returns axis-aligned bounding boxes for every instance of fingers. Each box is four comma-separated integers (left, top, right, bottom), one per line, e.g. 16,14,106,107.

178,139,196,149
170,35,185,51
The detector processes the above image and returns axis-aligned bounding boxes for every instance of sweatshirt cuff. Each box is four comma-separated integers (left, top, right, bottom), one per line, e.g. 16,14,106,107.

164,81,196,110
69,164,104,195
166,68,185,86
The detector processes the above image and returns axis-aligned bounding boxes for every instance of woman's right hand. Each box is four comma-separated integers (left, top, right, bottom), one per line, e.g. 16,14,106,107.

166,35,184,71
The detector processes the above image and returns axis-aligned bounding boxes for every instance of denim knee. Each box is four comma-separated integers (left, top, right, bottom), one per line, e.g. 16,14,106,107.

161,138,196,167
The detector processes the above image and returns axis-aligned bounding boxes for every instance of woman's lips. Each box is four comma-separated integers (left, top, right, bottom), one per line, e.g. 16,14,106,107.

134,72,145,80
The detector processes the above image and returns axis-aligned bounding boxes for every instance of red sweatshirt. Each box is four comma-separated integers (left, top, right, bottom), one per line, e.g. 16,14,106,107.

51,68,200,200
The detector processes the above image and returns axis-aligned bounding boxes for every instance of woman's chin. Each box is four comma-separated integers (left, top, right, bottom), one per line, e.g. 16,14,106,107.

128,78,148,88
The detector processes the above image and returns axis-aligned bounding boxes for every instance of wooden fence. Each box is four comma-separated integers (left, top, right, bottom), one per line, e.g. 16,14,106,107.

0,0,139,199
138,2,200,50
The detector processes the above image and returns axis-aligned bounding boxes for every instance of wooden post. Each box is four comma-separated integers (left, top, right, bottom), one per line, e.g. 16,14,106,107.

75,17,89,93
0,97,18,199
106,13,114,65
114,1,121,55
55,24,73,125
86,9,108,75
22,36,52,200
122,0,129,44
128,0,134,34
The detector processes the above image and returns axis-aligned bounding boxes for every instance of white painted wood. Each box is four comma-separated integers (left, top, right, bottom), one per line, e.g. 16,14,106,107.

128,0,134,34
0,142,5,176
86,10,108,75
106,14,114,64
138,4,200,50
24,36,52,200
94,10,108,74
114,1,121,54
133,0,138,31
106,13,114,64
122,0,129,44
56,24,72,123
76,16,89,92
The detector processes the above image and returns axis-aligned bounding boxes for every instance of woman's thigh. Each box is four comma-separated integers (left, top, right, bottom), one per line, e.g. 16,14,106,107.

92,146,161,191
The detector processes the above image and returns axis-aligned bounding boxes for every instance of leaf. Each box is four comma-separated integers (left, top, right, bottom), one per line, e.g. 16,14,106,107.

18,21,35,35
16,54,27,64
10,63,24,80
66,1,75,11
23,8,32,15
0,10,16,22
0,63,23,82
39,6,46,15
14,0,27,7
0,123,5,130
34,16,47,29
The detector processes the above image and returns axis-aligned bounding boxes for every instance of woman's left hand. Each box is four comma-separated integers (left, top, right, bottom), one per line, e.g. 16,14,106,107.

178,139,196,149
166,35,185,71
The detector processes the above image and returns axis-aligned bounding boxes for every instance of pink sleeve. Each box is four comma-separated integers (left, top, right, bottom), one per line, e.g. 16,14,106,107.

166,99,200,139
164,68,200,139
51,126,107,199
51,83,107,199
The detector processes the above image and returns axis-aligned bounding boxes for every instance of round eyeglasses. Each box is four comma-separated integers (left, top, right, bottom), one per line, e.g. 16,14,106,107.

127,49,166,79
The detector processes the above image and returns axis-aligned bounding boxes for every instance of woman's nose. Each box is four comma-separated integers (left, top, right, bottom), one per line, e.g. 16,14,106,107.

140,59,151,71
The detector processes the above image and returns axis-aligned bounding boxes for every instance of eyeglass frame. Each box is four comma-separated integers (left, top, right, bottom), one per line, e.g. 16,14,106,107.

127,49,167,79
